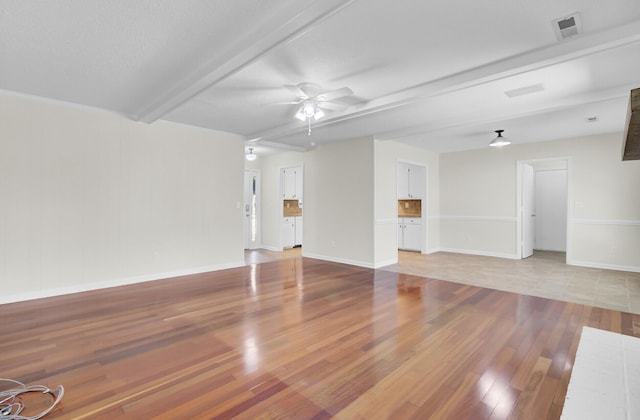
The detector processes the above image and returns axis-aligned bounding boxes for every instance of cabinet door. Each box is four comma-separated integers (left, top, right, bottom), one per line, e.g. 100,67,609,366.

282,217,295,248
282,166,303,199
294,167,303,199
408,164,425,199
397,219,404,248
280,169,287,198
283,169,297,199
397,162,410,198
403,219,422,251
295,217,303,246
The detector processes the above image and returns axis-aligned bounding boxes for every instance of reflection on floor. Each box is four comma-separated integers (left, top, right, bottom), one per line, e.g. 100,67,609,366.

245,249,640,314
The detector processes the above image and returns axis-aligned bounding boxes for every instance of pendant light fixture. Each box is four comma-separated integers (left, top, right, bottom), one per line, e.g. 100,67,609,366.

489,129,511,147
245,147,257,161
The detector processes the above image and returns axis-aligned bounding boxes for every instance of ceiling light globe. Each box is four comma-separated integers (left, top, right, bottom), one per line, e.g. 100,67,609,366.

303,101,316,117
489,129,511,147
246,148,257,161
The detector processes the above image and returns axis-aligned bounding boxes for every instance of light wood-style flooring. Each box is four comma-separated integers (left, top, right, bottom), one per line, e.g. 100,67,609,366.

2,250,639,418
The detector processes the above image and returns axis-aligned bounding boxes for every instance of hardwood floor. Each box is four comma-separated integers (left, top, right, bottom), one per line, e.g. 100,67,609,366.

2,256,639,419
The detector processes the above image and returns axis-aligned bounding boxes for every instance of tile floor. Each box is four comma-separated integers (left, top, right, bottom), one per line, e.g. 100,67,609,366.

245,248,640,314
384,250,640,314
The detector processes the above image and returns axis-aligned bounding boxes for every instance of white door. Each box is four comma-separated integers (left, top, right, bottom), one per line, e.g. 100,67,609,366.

243,169,260,249
522,164,535,258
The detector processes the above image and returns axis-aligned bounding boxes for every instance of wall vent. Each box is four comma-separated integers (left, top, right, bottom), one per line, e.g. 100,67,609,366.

552,13,582,40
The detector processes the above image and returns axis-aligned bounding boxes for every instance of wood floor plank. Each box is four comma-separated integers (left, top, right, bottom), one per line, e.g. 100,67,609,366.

1,256,639,419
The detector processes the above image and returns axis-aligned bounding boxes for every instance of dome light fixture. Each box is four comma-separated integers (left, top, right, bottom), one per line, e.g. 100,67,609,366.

245,147,257,161
489,129,511,147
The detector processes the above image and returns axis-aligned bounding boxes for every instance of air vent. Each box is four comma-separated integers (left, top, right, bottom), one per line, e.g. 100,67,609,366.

552,13,582,40
505,83,545,98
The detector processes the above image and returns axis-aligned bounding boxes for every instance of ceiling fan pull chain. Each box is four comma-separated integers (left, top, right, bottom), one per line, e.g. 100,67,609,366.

308,118,311,136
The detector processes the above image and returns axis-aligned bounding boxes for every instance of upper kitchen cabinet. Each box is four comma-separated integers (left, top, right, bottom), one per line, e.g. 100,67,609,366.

397,162,425,199
281,165,303,199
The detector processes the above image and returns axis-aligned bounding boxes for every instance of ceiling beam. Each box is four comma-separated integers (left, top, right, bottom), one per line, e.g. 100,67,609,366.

133,0,358,123
248,19,640,143
374,84,635,141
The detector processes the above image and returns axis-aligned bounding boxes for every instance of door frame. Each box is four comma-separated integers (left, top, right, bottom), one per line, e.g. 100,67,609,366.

396,159,428,254
278,163,304,250
243,169,261,250
516,157,572,262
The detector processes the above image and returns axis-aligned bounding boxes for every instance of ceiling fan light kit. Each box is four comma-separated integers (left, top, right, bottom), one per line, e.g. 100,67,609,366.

285,82,354,135
489,129,511,147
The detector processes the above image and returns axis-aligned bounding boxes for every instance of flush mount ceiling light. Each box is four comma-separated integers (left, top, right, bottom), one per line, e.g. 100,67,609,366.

489,129,511,147
245,147,257,161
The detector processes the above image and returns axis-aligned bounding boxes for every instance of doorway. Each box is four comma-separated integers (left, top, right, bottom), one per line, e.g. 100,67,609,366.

243,169,260,249
517,158,570,261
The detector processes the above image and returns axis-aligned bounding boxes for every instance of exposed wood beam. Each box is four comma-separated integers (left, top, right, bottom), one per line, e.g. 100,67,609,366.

133,0,358,123
248,19,640,144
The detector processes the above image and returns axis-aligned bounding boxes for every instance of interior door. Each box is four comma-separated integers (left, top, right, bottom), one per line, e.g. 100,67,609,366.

522,164,535,258
243,169,259,249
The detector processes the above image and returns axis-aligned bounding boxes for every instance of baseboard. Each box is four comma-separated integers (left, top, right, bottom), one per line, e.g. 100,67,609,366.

438,247,519,260
373,258,398,268
424,247,440,254
569,260,640,273
301,252,375,269
0,260,246,305
258,245,281,252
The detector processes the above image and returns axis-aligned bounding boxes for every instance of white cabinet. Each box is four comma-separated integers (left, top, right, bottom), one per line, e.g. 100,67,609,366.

295,217,303,246
398,217,422,251
282,217,295,248
397,162,425,199
281,166,303,199
282,217,303,248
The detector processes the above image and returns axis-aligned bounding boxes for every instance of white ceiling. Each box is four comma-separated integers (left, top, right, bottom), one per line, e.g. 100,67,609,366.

2,0,640,155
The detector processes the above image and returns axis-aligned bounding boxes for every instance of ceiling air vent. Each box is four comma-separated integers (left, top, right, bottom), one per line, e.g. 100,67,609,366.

552,13,582,40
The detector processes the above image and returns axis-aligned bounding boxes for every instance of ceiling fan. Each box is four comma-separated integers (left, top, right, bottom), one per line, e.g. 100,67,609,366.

282,82,354,135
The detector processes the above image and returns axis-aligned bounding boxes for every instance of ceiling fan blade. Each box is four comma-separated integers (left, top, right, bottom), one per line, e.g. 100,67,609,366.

274,100,303,105
284,84,308,99
317,101,348,111
316,87,353,102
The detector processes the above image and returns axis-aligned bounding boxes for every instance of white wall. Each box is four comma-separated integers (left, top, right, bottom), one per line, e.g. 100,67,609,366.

439,133,640,272
0,92,245,303
535,169,568,252
304,137,375,266
374,140,440,266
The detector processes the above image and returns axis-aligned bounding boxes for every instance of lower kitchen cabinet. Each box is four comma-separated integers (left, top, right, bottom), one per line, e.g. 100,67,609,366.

282,217,295,248
282,217,303,248
398,217,422,251
295,217,303,246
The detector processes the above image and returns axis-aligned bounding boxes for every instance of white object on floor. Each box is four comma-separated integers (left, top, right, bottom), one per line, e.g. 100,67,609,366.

561,326,640,419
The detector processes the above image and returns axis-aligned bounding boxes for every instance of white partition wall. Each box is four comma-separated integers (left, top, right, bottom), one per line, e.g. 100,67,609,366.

0,92,245,303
